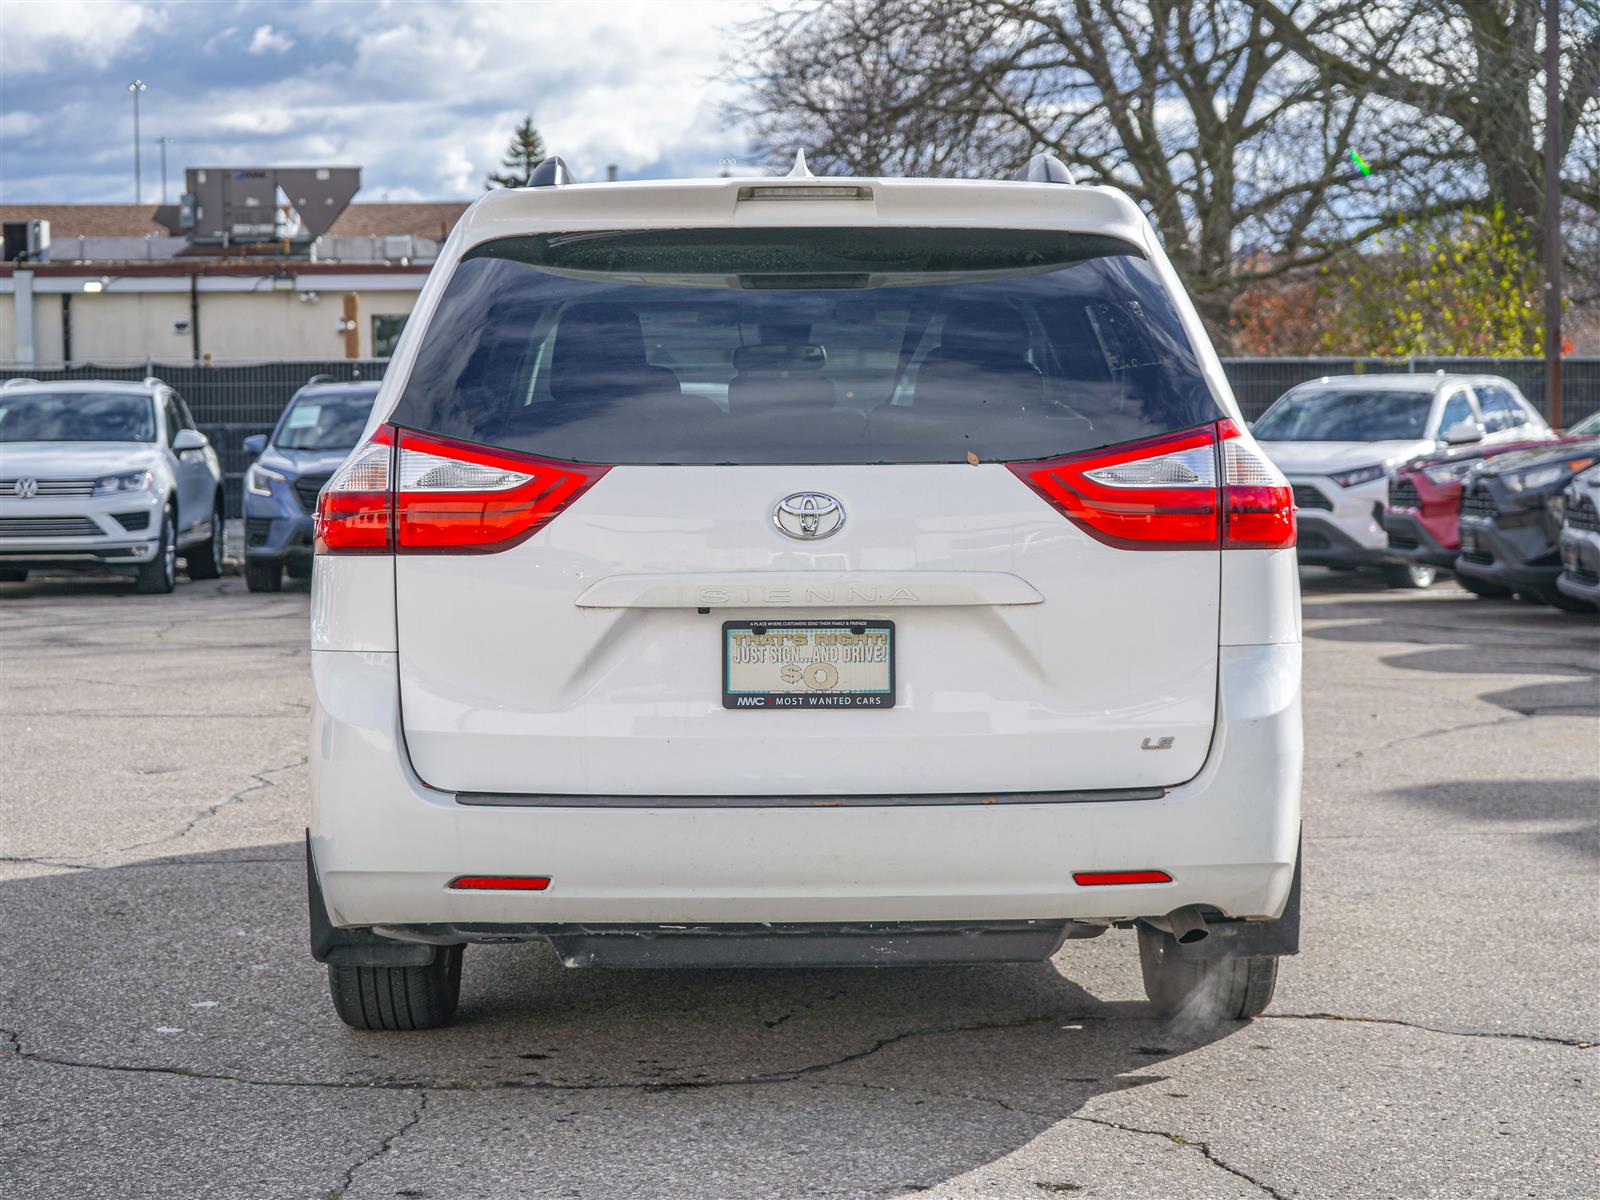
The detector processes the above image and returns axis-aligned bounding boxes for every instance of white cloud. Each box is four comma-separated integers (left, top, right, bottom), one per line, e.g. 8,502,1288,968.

2,0,163,75
0,0,768,202
247,23,293,54
203,25,239,54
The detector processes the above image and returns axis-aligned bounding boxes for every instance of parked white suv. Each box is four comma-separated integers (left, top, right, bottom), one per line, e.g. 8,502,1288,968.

0,377,224,592
307,155,1304,1030
1253,374,1550,587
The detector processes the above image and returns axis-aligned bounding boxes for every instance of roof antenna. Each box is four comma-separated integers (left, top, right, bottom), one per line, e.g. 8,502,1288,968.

529,156,576,187
787,149,814,178
1018,152,1075,185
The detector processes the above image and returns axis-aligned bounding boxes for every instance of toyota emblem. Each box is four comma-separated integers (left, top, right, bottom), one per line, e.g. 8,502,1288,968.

13,477,37,499
773,492,845,540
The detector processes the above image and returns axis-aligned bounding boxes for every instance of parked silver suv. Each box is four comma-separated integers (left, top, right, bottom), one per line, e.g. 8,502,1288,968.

0,377,224,592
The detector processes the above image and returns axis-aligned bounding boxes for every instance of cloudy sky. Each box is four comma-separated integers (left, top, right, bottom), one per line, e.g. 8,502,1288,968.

0,0,766,204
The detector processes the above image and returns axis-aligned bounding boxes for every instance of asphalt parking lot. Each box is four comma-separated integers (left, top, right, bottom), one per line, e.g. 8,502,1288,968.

1,570,1595,1199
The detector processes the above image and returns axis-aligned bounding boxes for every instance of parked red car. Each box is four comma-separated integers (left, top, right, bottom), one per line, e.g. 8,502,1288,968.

1384,435,1556,590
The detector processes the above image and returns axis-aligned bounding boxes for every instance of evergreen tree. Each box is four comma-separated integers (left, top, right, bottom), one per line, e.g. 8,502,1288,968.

485,116,546,189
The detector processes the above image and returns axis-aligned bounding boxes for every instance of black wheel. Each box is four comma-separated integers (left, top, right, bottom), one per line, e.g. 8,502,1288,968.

328,946,465,1030
1456,574,1512,599
0,569,26,583
1138,924,1277,1022
185,496,224,579
1381,561,1437,589
134,507,178,594
244,559,283,593
285,560,313,580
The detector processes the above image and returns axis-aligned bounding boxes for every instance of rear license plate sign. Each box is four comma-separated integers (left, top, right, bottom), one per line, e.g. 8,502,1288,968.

723,619,895,710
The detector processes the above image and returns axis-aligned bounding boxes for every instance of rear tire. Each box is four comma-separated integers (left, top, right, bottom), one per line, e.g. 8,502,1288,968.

1138,924,1277,1022
134,507,178,594
1381,561,1437,589
0,569,26,583
328,945,465,1031
244,559,283,593
1456,574,1512,599
185,496,224,579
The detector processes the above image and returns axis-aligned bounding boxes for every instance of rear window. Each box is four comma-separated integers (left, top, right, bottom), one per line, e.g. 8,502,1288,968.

1254,389,1434,443
389,228,1223,465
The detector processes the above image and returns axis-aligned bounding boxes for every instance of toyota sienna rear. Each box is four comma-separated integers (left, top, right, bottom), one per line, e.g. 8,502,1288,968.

307,155,1303,1031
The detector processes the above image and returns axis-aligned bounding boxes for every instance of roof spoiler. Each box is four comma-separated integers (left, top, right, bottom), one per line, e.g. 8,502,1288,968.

1018,153,1075,185
529,156,576,187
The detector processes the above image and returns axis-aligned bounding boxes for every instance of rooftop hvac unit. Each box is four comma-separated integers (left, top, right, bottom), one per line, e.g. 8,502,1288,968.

3,219,51,263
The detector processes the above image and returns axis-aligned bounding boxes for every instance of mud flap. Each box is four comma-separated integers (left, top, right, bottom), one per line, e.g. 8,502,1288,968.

1172,830,1302,960
306,832,438,967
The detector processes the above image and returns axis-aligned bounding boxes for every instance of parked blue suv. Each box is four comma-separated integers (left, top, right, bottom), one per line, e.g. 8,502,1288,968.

241,378,379,592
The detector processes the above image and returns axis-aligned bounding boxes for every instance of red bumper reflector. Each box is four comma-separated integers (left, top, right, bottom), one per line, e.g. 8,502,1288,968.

448,875,551,891
1072,870,1172,886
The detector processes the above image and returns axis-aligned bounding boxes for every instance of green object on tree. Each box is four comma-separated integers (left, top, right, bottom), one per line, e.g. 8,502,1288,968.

486,116,547,189
1317,205,1548,357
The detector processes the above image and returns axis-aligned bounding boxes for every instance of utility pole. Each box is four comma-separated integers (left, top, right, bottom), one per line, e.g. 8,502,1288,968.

1542,0,1562,428
157,136,171,203
128,80,147,204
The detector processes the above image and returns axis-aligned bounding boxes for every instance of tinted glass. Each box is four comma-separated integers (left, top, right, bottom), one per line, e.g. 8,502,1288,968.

389,228,1223,465
1254,389,1433,442
1568,411,1600,436
1475,385,1523,431
0,392,156,443
1439,391,1475,434
274,391,378,451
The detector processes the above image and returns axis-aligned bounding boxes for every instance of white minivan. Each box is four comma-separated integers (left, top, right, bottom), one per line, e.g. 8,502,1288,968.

307,156,1303,1030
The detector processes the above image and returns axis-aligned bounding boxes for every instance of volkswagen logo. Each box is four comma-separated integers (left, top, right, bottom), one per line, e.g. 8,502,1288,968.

13,477,37,499
773,492,845,540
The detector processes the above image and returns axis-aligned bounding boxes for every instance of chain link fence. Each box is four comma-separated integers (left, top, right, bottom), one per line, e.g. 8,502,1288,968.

2,356,1595,516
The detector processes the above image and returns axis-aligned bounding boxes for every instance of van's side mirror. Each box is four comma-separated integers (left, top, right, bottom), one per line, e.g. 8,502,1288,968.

242,433,268,456
1443,421,1483,446
172,428,208,452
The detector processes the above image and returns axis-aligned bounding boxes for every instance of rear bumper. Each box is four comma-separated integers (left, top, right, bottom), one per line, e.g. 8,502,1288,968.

310,640,1303,928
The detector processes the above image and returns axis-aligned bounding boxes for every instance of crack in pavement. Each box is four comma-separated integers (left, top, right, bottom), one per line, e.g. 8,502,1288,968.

1263,1012,1596,1048
0,1010,1103,1094
1068,1114,1288,1200
1328,711,1531,770
7,757,307,868
326,1092,429,1200
0,854,298,872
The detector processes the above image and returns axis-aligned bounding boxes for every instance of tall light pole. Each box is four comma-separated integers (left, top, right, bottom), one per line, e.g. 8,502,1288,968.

1542,0,1562,428
128,80,147,204
157,136,171,203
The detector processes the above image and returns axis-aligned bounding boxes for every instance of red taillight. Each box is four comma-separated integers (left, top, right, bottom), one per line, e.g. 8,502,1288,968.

394,429,608,554
313,426,393,554
1072,870,1173,886
1007,420,1293,551
448,875,551,891
314,424,608,555
1218,420,1296,549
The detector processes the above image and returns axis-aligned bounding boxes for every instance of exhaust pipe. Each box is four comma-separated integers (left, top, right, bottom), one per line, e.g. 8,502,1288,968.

1166,906,1210,945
